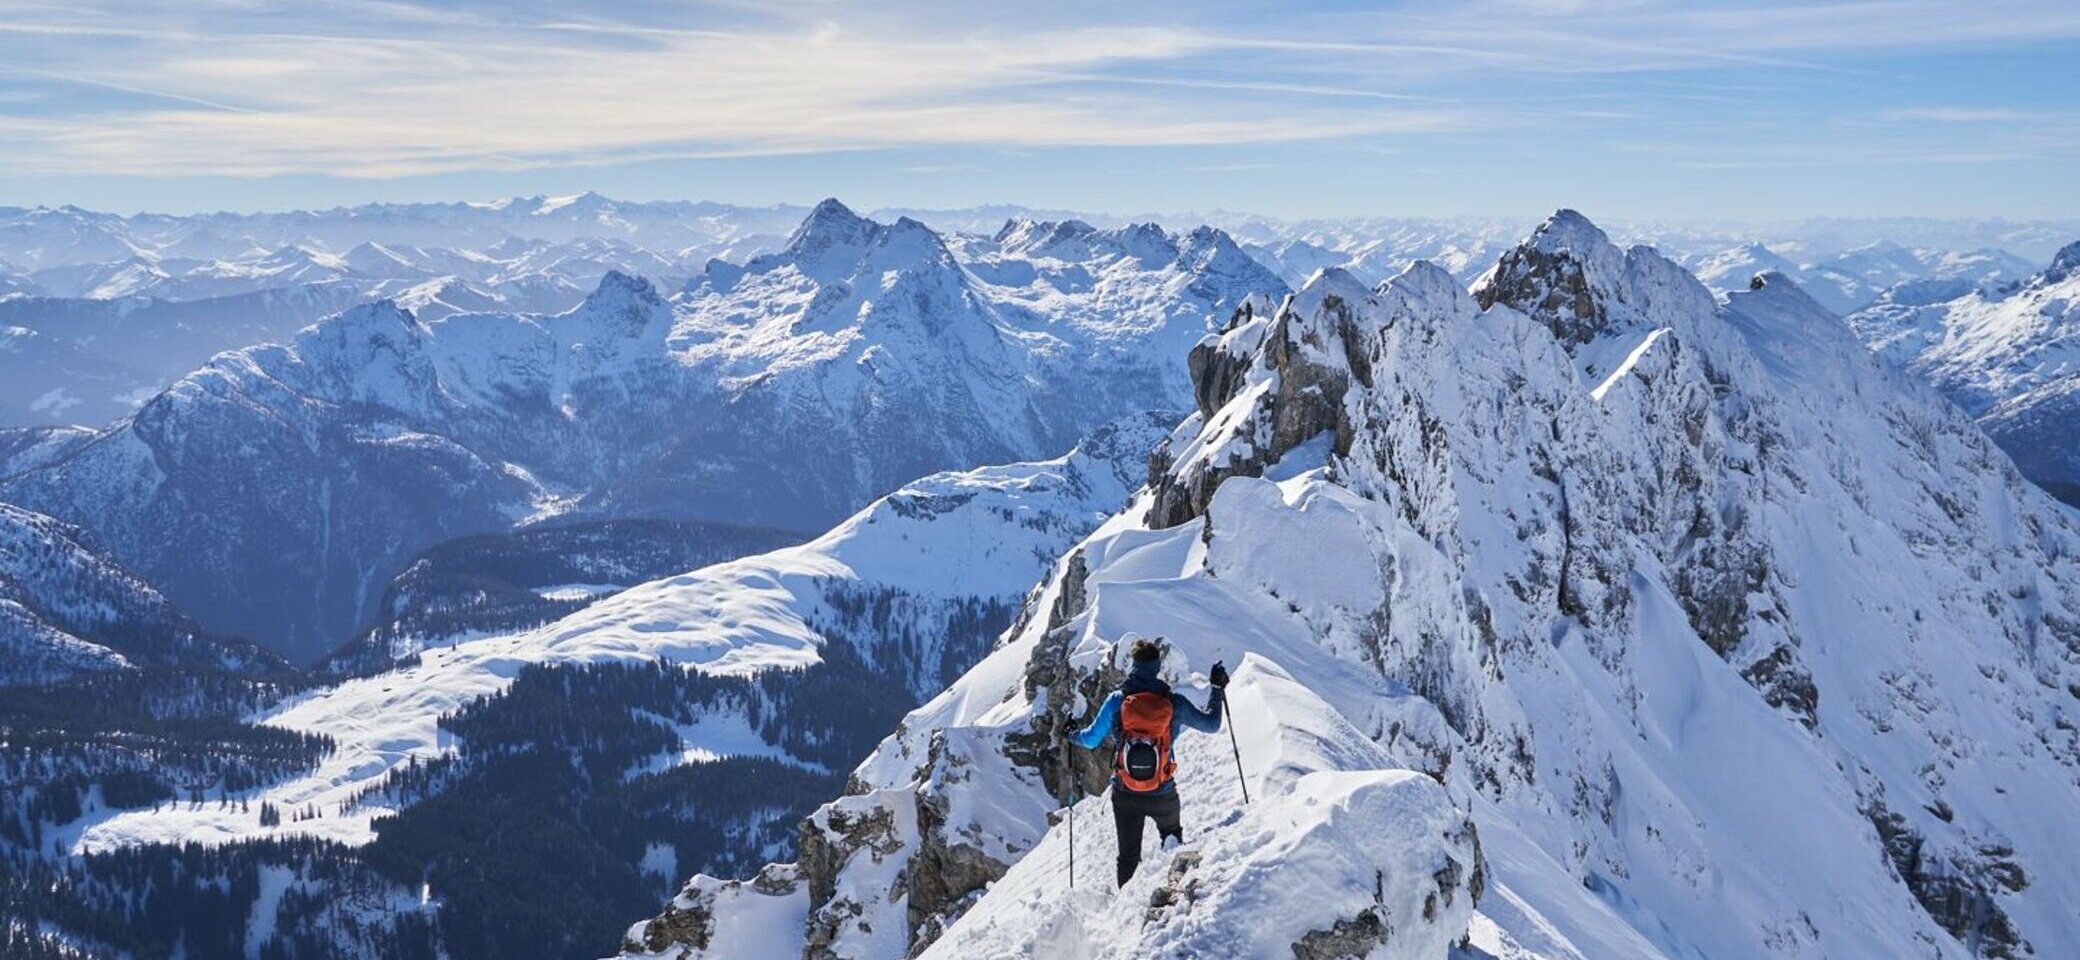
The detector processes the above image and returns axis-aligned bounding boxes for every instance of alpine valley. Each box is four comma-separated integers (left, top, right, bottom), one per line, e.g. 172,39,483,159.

1,196,2076,960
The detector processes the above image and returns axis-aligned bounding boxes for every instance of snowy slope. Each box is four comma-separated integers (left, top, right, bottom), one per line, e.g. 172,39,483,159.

629,211,2080,960
0,501,272,684
0,202,1280,658
73,415,1166,852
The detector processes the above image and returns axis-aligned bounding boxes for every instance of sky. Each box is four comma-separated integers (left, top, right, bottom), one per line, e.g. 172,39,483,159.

0,0,2076,220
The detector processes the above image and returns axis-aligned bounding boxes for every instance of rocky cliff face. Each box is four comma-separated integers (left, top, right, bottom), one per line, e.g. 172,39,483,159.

626,211,2080,960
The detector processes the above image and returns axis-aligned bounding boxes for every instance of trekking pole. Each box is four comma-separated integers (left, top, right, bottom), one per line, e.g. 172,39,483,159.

1061,639,1079,889
1227,718,1250,804
1221,661,1250,805
1066,771,1076,889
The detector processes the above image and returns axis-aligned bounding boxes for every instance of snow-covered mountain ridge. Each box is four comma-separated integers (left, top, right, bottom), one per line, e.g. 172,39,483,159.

0,202,1280,659
626,211,2080,960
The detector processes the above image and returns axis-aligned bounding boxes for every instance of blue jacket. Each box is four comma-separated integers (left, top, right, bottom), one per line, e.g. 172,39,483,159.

1074,658,1223,795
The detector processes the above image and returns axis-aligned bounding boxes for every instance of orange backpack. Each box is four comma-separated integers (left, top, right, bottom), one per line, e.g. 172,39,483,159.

1115,692,1176,793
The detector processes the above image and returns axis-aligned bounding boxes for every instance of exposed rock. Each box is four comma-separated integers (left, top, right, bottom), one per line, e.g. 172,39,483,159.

1473,210,1616,347
1291,908,1391,960
624,884,716,955
1187,302,1266,419
1145,850,1205,924
800,798,905,958
1148,281,1368,530
1866,799,2034,958
903,790,1008,955
1740,643,1820,728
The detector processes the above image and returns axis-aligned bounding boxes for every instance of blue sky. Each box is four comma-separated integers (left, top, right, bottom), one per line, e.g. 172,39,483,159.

1,0,2075,220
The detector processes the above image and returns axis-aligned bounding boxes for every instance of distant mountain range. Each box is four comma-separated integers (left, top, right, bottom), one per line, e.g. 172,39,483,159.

0,200,1283,660
4,198,2071,435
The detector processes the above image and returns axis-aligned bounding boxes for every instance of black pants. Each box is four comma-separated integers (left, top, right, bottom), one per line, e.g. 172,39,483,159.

1110,787,1182,886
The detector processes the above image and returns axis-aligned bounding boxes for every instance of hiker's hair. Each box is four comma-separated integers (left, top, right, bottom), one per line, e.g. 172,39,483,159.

1130,639,1163,664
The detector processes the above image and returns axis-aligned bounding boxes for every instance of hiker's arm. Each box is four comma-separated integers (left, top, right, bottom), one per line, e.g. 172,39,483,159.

1172,688,1224,734
1074,692,1121,749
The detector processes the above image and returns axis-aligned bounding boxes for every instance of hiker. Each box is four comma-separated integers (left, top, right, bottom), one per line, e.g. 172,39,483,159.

1073,638,1227,886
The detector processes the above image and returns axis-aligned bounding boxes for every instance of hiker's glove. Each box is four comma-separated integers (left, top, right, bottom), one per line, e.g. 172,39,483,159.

1209,662,1229,689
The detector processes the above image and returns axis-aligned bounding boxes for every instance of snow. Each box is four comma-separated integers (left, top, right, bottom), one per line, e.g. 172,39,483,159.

628,706,816,776
245,864,296,959
1588,327,1671,401
641,843,680,888
534,582,624,601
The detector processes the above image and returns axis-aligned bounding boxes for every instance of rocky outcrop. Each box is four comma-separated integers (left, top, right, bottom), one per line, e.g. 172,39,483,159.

2043,240,2080,285
799,799,906,959
1185,302,1265,420
1473,209,1623,347
1148,271,1373,530
1292,909,1392,960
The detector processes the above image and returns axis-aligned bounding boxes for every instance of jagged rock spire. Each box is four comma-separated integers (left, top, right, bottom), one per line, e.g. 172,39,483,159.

1474,208,1629,346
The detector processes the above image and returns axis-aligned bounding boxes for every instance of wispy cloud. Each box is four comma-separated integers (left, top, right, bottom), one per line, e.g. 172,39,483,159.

0,0,2076,187
1184,162,1287,173
1875,107,2033,123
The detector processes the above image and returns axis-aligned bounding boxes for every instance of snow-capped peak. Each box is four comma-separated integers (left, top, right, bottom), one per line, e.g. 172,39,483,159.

1474,208,1634,346
865,216,956,272
565,269,669,340
534,190,611,216
784,198,878,265
580,268,664,312
1383,257,1469,308
311,298,423,343
341,240,427,277
991,217,1097,253
1526,207,1612,257
1288,265,1374,320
